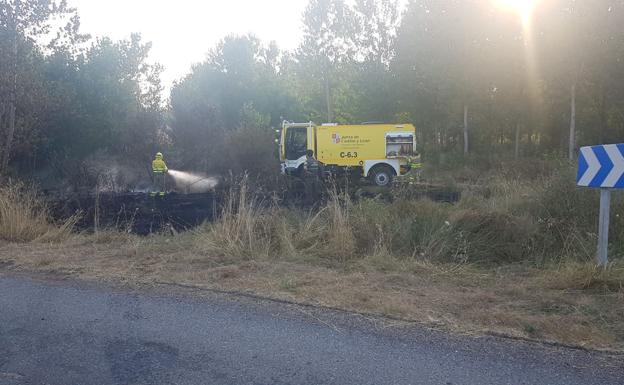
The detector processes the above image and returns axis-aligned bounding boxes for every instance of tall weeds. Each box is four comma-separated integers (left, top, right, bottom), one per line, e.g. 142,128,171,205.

194,180,358,263
0,182,78,242
324,189,356,261
3,162,618,272
194,176,274,258
192,163,621,266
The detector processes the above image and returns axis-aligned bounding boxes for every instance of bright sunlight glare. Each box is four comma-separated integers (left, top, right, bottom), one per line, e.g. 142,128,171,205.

496,0,537,24
495,0,541,107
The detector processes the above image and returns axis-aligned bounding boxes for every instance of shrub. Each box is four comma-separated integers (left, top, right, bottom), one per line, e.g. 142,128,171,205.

445,209,537,263
351,198,450,257
457,163,624,263
221,125,280,178
517,166,624,261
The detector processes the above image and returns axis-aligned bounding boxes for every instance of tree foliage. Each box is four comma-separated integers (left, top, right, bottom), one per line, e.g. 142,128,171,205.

2,0,624,186
0,0,163,186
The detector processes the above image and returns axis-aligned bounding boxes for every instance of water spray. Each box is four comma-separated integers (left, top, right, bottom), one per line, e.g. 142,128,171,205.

168,170,218,193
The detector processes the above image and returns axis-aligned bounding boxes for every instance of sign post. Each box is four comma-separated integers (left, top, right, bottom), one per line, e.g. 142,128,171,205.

597,189,610,267
576,143,624,267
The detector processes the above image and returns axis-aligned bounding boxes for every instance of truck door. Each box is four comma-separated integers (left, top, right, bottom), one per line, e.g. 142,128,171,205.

285,126,308,160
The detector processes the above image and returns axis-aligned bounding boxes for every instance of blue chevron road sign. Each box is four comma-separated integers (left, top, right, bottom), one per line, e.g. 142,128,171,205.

577,144,624,188
576,143,624,267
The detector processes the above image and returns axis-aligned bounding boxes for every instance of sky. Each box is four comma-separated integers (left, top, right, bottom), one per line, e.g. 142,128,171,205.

67,0,310,90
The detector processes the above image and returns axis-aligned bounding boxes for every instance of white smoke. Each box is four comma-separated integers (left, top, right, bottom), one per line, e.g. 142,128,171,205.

168,170,219,193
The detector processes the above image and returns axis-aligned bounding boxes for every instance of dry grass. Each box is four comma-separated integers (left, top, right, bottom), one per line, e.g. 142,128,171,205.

323,190,357,260
543,262,624,291
0,182,78,243
194,177,274,259
193,183,359,264
1,170,624,350
1,237,622,350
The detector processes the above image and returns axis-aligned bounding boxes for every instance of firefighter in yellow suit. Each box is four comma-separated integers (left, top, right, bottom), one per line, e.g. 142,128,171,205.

151,152,168,196
407,155,422,185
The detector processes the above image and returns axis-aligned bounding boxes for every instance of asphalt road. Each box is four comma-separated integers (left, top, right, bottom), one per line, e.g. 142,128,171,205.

0,274,622,385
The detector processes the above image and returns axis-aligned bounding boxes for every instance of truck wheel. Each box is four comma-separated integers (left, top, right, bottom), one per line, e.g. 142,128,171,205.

370,165,395,187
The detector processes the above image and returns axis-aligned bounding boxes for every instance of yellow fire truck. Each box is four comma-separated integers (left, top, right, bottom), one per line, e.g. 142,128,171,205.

279,121,421,186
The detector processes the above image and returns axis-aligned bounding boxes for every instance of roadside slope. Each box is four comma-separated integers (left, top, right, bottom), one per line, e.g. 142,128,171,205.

1,239,623,351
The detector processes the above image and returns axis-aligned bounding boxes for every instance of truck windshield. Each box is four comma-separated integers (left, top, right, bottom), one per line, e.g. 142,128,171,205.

285,126,307,160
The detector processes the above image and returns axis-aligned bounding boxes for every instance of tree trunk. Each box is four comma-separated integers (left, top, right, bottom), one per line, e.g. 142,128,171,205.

0,103,4,174
324,76,332,123
463,104,469,155
0,103,5,133
1,1,19,175
568,83,576,161
598,85,607,144
2,104,16,173
514,122,520,160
